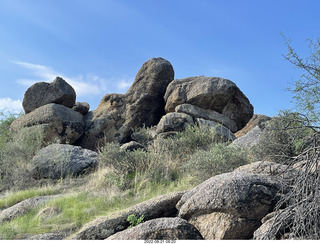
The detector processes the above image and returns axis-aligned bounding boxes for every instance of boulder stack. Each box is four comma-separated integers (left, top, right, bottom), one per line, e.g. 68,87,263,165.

11,57,254,150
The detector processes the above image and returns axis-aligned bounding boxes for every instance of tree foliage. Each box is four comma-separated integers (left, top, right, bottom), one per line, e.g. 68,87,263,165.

264,37,320,239
283,35,320,122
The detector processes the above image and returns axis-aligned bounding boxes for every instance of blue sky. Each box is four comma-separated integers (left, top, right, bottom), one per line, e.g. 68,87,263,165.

0,0,320,117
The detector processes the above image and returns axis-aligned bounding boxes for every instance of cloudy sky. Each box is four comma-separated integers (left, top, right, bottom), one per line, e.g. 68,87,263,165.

0,0,319,116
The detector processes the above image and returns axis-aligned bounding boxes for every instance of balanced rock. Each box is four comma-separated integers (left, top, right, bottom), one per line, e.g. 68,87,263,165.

10,103,84,144
177,172,281,239
106,217,203,240
32,144,98,180
23,77,76,114
164,76,253,131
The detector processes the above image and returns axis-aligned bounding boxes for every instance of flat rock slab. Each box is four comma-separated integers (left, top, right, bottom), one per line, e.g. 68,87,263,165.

106,217,203,240
0,195,59,222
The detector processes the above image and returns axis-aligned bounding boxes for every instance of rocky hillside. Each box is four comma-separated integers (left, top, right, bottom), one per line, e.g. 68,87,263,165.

0,57,309,240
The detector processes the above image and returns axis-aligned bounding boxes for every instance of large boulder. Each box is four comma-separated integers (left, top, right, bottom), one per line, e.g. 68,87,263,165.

32,144,98,180
22,77,76,114
124,57,175,130
177,172,281,239
78,58,174,150
156,112,194,134
72,191,185,240
10,103,84,144
164,76,253,131
106,217,203,240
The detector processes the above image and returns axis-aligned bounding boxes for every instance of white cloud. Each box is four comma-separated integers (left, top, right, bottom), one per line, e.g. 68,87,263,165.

0,98,23,114
13,61,108,97
117,79,133,90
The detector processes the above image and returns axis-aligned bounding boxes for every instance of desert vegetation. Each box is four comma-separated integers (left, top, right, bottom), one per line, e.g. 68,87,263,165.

1,37,320,240
0,116,249,239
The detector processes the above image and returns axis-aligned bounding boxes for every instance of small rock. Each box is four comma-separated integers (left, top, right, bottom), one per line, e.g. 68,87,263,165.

72,102,90,115
120,141,145,151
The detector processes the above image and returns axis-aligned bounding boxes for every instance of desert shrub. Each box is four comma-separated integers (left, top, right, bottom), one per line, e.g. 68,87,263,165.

0,112,22,150
0,124,45,192
127,214,144,228
98,143,167,190
251,111,314,163
151,124,224,160
182,143,249,182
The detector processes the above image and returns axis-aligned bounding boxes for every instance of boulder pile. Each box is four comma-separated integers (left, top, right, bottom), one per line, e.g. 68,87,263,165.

10,57,254,151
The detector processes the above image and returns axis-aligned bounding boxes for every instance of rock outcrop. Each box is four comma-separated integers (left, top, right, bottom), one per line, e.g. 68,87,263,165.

22,77,76,114
106,217,203,240
78,58,174,150
73,191,185,240
176,172,281,239
32,144,98,180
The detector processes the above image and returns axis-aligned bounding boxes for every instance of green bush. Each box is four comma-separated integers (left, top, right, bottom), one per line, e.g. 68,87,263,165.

0,122,45,192
182,143,249,182
127,214,144,228
251,111,314,163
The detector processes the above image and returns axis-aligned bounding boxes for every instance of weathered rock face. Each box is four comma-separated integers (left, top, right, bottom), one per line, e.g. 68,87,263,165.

10,103,84,144
32,144,98,180
0,195,59,222
175,103,238,132
164,76,253,131
78,94,126,149
106,217,203,240
235,114,271,138
156,112,194,134
125,57,174,130
176,172,281,239
23,77,76,114
231,125,262,148
73,191,185,240
195,118,236,141
78,58,174,150
72,102,90,115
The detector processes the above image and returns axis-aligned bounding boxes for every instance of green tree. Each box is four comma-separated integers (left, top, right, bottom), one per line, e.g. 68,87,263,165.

283,35,320,123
